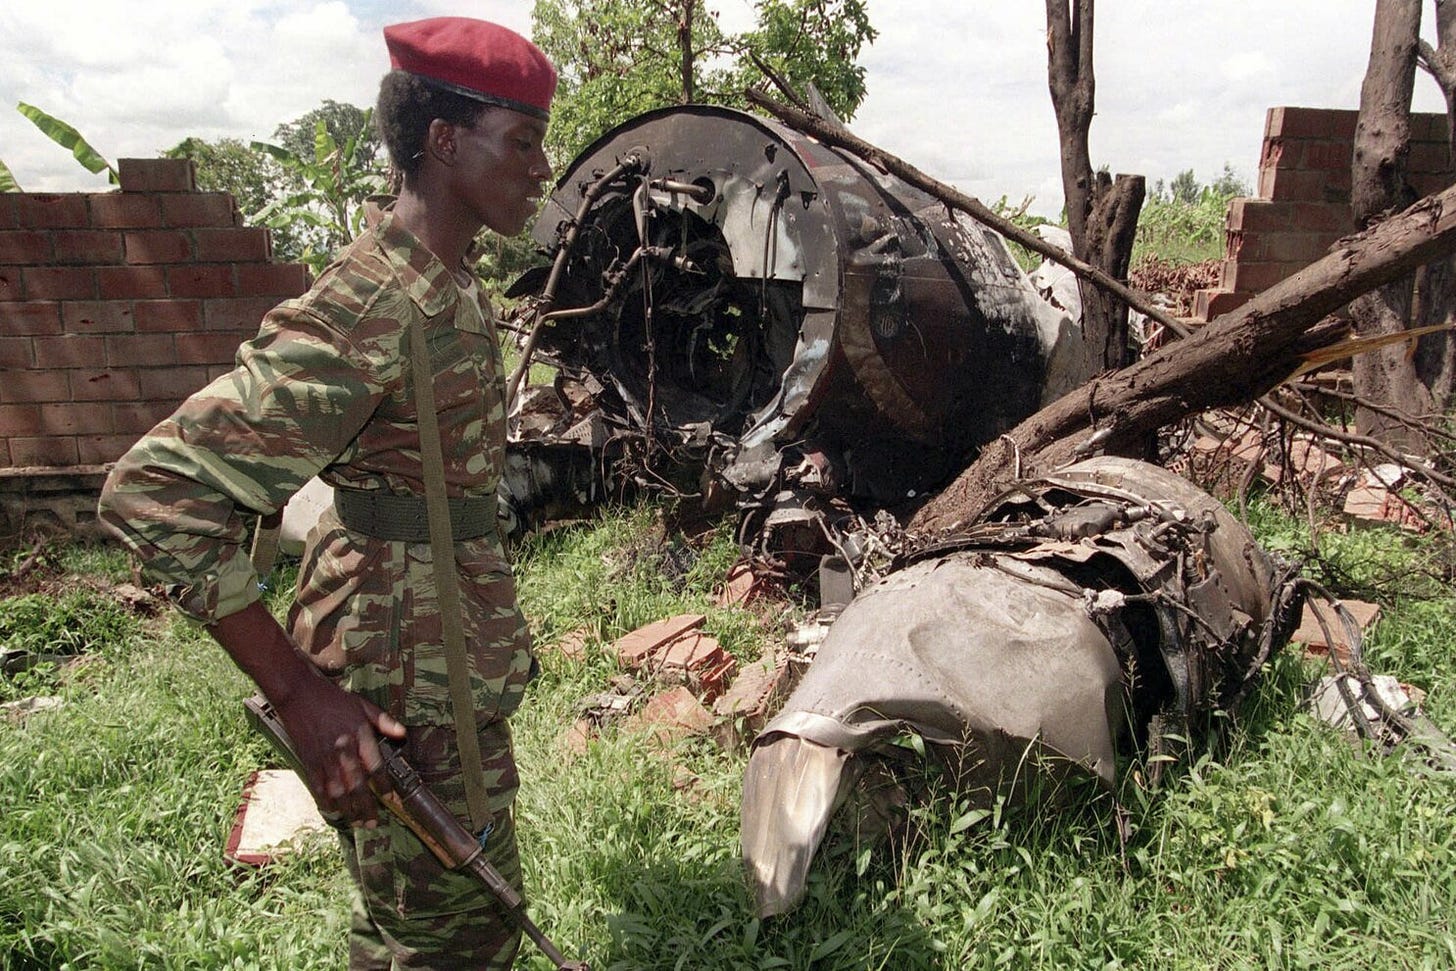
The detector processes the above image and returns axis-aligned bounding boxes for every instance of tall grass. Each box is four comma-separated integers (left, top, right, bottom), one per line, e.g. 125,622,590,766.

2,501,1454,969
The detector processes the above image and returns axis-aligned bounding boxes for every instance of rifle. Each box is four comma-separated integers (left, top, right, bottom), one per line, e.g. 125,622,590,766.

243,695,589,971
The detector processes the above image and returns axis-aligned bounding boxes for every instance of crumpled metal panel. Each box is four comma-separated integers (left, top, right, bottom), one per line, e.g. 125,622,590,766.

521,106,1074,502
742,555,1124,917
740,457,1293,918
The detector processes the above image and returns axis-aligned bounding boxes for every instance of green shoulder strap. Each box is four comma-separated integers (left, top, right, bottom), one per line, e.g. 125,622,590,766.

408,315,494,833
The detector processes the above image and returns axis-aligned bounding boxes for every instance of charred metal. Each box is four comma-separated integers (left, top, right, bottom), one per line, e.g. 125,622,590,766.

504,105,1086,522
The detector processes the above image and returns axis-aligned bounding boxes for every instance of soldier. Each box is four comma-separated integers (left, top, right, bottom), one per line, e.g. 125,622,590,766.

98,17,556,969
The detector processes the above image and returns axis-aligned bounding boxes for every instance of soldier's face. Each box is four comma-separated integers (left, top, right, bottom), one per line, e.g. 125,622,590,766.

450,108,551,237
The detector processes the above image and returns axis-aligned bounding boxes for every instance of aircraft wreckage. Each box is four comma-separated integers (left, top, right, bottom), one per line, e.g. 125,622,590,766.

500,104,1093,528
493,105,1343,918
283,105,1446,920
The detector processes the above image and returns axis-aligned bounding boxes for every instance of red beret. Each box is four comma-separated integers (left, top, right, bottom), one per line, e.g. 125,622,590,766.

384,17,557,121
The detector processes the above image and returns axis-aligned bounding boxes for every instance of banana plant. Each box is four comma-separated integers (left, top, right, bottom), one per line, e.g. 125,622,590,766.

0,102,118,190
251,110,386,273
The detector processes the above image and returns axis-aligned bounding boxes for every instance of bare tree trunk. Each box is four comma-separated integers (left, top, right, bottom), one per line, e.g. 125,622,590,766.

911,182,1456,534
1351,0,1434,449
1415,0,1456,414
1046,0,1146,371
678,0,696,103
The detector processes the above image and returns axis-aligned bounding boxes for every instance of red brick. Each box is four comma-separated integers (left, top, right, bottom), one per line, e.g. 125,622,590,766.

236,262,309,297
9,436,79,467
13,194,89,229
1269,168,1332,203
89,193,164,229
117,158,196,193
174,332,242,365
1228,260,1297,293
1301,139,1352,172
1266,106,1358,140
69,368,141,402
2,301,62,336
0,403,42,434
1408,141,1452,178
195,227,271,263
1410,112,1450,142
0,195,15,230
615,614,705,669
124,230,194,264
1191,288,1252,322
33,335,105,369
1290,202,1354,235
1259,138,1286,177
1259,232,1332,266
139,366,210,401
202,296,275,332
624,685,715,746
0,230,54,264
0,368,69,404
40,402,108,434
113,400,176,435
0,271,18,301
1409,172,1456,199
97,265,167,299
62,300,135,334
106,334,176,367
711,654,794,749
51,230,124,265
0,339,35,369
78,433,143,465
207,364,234,382
23,266,98,300
1227,198,1291,233
134,299,202,333
161,193,237,229
168,264,236,298
653,631,737,702
0,438,10,466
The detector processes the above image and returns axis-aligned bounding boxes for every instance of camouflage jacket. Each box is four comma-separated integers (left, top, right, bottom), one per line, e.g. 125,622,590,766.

98,207,534,726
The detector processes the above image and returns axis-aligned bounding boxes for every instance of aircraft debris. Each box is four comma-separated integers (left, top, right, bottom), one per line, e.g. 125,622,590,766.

740,456,1304,917
506,105,1090,527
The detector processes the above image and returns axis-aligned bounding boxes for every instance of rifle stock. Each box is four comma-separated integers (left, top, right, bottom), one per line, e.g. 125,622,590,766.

243,694,588,970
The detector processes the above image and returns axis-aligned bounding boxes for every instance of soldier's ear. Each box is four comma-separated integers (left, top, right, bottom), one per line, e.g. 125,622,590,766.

425,119,457,167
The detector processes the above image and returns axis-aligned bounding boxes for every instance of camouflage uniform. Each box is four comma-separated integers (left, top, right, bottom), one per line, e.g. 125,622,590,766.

99,205,535,969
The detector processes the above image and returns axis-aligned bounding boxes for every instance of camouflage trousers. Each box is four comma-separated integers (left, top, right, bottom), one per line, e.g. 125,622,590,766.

338,720,523,970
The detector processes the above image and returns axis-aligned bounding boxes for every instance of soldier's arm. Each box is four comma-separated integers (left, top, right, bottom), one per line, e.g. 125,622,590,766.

207,599,405,827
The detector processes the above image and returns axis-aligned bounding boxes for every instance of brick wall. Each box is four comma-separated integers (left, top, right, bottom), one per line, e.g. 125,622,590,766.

0,157,309,538
1192,106,1455,320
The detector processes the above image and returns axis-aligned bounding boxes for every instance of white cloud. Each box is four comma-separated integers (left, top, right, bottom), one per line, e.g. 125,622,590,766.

2,0,1451,213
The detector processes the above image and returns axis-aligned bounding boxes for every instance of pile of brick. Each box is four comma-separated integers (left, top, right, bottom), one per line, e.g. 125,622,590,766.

561,603,798,756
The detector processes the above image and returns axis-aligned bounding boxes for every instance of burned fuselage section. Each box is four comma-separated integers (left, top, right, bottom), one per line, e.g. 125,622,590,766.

508,106,1074,510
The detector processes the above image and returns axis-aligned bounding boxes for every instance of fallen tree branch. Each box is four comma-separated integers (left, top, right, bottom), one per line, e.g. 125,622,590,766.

744,87,1192,341
910,180,1456,534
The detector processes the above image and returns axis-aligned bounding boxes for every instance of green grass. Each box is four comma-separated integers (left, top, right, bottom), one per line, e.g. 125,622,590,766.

2,501,1454,969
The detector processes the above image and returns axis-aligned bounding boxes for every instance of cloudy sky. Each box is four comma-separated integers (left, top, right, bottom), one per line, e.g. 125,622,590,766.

1,1,1448,218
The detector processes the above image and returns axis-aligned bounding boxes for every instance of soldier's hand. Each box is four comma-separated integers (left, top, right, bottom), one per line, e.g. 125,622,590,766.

275,677,407,827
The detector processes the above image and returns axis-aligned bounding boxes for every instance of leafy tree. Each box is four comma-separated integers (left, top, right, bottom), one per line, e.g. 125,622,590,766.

251,109,389,272
272,100,383,173
1168,168,1200,205
530,0,875,162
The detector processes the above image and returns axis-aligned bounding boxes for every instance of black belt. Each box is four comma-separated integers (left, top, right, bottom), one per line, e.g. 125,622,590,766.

334,488,496,542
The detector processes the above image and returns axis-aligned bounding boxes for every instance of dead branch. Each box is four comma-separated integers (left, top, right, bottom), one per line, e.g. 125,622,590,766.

744,87,1191,342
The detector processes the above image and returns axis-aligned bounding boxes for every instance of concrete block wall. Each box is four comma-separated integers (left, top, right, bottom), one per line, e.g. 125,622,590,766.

0,158,309,538
1192,107,1455,321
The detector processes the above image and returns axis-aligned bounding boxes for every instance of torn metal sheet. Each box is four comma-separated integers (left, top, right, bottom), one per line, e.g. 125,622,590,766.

740,457,1301,917
511,105,1083,506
